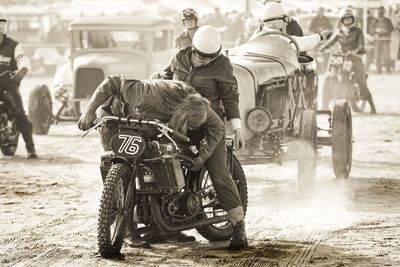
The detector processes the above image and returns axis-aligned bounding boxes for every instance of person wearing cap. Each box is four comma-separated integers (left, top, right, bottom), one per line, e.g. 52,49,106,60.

251,2,332,52
0,13,37,158
309,7,333,34
321,7,377,114
161,25,247,250
174,8,200,51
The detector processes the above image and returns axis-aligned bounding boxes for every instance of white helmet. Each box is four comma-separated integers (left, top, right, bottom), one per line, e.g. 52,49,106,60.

192,25,222,58
339,7,356,27
260,2,286,22
0,12,7,22
244,17,259,29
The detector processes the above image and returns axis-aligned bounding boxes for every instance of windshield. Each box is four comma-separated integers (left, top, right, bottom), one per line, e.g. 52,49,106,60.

71,30,149,52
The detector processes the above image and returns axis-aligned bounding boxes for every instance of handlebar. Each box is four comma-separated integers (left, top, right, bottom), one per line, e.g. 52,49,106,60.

0,71,12,78
81,115,191,143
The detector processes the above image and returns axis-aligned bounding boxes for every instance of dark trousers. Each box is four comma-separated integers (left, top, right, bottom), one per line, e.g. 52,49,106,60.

348,55,372,99
2,86,34,151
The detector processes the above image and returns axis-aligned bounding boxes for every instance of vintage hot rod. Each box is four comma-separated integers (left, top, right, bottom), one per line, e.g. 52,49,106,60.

228,31,353,189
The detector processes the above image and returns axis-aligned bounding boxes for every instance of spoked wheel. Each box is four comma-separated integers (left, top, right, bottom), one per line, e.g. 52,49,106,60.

297,110,317,194
98,163,133,258
195,155,247,241
332,100,353,178
1,120,20,156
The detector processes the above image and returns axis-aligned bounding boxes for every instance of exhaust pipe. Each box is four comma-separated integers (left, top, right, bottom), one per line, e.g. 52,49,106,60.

149,196,229,233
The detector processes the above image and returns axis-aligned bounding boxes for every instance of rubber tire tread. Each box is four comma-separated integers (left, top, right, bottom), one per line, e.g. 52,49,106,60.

332,99,352,178
196,155,248,242
28,85,52,135
97,163,129,258
297,110,317,191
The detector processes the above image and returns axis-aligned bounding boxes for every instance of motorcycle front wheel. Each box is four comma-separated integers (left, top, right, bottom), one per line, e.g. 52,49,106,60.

97,163,132,258
195,155,248,241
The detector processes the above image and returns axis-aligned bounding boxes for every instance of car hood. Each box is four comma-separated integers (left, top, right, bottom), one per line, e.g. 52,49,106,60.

72,51,148,79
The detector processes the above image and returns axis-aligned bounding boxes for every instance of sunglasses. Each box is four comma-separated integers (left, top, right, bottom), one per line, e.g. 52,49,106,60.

193,50,217,62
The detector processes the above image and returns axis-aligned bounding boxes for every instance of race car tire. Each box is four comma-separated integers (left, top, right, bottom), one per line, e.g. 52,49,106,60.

195,155,248,241
28,85,53,135
332,100,352,178
297,110,317,194
98,163,131,258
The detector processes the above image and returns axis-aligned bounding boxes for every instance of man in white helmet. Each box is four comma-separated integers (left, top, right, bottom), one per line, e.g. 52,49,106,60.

161,25,248,250
0,13,37,158
251,2,332,52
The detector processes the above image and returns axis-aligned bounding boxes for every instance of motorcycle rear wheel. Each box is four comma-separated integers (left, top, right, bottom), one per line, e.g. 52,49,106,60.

195,155,248,241
1,122,20,156
97,163,131,258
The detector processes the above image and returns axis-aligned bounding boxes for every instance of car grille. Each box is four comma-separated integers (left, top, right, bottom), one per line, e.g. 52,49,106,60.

75,68,104,99
262,83,286,119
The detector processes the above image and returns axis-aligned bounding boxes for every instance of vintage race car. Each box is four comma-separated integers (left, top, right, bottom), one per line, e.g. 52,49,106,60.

228,31,353,189
28,15,175,135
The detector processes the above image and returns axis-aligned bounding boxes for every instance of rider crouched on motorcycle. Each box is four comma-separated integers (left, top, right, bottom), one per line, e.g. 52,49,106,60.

78,76,248,250
320,7,377,114
0,13,37,158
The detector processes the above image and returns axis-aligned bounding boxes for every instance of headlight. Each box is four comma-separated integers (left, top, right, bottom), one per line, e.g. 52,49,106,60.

246,107,272,134
54,84,72,102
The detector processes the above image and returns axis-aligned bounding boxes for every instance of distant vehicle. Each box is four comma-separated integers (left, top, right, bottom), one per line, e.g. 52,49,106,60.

28,15,175,135
4,6,69,74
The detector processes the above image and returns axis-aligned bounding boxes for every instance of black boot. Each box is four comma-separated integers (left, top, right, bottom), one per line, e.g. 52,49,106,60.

27,145,38,159
228,220,248,250
366,94,377,114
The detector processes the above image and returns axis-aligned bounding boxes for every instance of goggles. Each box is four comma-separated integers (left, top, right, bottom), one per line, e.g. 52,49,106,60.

192,46,221,61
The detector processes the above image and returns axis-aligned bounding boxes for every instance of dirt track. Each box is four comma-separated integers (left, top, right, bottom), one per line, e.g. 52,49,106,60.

0,73,399,266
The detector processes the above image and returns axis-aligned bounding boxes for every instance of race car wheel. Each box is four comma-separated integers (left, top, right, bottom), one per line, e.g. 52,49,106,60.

195,155,248,241
332,100,352,178
98,163,132,258
29,85,53,135
297,110,317,194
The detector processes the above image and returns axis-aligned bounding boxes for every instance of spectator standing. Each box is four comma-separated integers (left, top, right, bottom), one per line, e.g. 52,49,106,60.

366,10,377,71
372,6,394,73
309,7,333,33
174,8,200,51
389,8,400,71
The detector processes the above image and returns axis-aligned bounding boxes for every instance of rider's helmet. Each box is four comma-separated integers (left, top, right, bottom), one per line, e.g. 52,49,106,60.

0,12,7,35
192,25,222,59
244,17,259,29
181,8,198,21
260,2,286,22
339,7,356,28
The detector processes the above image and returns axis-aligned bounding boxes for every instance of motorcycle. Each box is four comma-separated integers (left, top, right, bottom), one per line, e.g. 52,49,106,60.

82,115,248,258
322,50,367,112
0,71,20,156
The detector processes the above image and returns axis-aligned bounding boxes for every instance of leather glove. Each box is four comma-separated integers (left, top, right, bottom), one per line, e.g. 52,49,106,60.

190,156,205,172
10,67,28,83
78,109,96,131
234,129,245,150
319,30,333,42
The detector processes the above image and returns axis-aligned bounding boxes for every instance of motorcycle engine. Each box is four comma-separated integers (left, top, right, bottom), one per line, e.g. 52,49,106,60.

163,191,201,222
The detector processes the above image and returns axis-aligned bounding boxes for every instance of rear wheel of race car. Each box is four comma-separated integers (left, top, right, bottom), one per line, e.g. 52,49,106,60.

332,100,352,179
297,110,317,194
28,85,53,135
98,163,132,258
195,155,248,241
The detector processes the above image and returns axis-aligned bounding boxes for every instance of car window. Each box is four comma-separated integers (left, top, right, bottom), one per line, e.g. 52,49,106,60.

71,30,148,52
